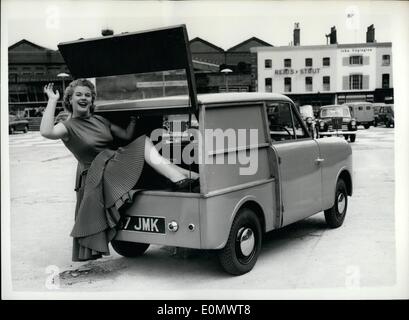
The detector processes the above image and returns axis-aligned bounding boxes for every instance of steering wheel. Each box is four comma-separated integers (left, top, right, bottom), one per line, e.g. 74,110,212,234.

269,124,293,137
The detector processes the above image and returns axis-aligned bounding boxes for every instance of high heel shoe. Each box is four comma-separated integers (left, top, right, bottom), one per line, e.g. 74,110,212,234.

172,178,199,192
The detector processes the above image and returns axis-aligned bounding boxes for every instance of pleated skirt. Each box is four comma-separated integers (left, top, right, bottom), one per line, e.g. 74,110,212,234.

71,135,146,262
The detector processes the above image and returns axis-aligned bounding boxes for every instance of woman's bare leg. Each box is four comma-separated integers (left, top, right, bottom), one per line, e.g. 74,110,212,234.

145,137,188,183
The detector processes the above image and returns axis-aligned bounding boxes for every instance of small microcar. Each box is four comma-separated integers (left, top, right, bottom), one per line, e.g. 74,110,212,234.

58,25,353,275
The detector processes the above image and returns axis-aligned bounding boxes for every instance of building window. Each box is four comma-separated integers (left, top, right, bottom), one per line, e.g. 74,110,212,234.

350,55,363,65
323,76,330,91
323,57,330,66
265,78,272,92
265,59,272,68
305,77,313,92
305,58,312,67
349,74,363,90
284,59,291,68
382,74,390,89
382,55,390,66
284,77,292,92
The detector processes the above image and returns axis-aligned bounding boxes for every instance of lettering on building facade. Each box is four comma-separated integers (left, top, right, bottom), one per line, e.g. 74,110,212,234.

274,68,320,75
341,48,373,53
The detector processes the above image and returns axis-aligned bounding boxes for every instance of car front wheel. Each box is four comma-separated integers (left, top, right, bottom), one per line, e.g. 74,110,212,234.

349,134,356,142
324,179,348,228
111,240,150,257
218,208,262,275
23,125,29,133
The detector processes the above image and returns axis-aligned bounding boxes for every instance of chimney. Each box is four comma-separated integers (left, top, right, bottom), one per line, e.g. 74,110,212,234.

366,24,375,43
293,22,300,46
330,26,337,44
101,28,114,36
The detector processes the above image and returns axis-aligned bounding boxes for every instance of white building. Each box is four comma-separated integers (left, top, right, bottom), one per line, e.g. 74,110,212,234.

251,27,393,107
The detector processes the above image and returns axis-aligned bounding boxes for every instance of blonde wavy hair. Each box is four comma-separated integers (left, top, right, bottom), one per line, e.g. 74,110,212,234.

63,79,96,114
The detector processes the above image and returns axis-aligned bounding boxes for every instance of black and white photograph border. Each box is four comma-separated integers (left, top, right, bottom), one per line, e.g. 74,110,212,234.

1,0,408,300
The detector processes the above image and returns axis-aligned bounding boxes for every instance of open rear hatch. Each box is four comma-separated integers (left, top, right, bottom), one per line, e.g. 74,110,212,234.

58,25,198,115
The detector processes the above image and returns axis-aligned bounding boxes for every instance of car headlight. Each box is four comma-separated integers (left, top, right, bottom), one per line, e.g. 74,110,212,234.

306,117,313,124
350,120,356,126
319,121,325,128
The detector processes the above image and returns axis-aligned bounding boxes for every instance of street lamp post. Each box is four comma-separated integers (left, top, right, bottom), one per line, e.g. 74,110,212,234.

57,72,70,96
220,68,233,92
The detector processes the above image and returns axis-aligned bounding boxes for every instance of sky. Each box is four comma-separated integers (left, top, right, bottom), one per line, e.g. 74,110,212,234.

2,0,405,50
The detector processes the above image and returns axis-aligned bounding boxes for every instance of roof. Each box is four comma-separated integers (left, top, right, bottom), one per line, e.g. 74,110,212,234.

320,104,347,108
343,102,373,106
251,42,392,52
95,92,293,112
189,37,225,52
227,37,273,52
8,39,52,51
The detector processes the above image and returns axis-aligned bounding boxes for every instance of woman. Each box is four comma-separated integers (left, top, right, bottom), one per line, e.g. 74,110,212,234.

41,79,198,261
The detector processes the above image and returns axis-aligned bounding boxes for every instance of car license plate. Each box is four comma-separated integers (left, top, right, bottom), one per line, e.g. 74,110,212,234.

119,216,166,234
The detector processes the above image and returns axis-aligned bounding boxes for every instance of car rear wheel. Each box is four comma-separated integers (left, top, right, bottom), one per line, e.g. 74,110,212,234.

364,124,370,129
349,134,356,142
344,135,349,140
111,240,150,257
9,126,15,134
324,179,348,228
218,208,262,275
23,125,29,133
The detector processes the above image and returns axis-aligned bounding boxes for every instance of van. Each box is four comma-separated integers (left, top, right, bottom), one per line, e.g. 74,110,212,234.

58,25,353,275
344,102,375,129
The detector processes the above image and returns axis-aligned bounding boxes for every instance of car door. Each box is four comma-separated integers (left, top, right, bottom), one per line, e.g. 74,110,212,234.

268,101,323,227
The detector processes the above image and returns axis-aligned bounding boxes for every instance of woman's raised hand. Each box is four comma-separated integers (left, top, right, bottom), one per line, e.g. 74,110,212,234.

43,83,60,101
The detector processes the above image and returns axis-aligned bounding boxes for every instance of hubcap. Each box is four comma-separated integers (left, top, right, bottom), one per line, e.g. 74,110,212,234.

337,193,346,213
238,227,255,257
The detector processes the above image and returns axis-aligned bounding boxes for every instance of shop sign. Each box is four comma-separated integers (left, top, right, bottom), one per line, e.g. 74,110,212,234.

341,48,373,53
274,68,320,75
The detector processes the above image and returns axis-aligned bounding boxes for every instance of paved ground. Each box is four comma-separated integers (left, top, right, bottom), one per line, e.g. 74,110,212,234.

6,127,398,298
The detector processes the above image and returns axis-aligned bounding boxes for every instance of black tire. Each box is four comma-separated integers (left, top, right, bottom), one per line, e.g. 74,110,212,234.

386,121,390,128
9,126,15,134
324,179,348,228
218,208,262,275
344,134,349,140
364,124,370,129
23,125,29,133
374,120,377,127
111,240,150,257
349,134,356,143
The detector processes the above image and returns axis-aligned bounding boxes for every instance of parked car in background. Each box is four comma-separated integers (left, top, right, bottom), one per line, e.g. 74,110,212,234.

375,105,394,128
299,105,317,138
9,114,29,134
318,105,358,142
344,102,375,129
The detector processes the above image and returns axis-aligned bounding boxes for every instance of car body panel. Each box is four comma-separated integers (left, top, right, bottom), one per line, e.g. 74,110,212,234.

315,137,353,209
58,24,199,115
272,139,323,226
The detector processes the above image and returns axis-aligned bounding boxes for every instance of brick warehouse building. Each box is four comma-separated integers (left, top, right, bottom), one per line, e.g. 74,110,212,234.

8,35,272,122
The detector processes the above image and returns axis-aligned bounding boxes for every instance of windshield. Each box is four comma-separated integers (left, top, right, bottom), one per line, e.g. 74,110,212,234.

320,106,351,118
89,70,189,103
